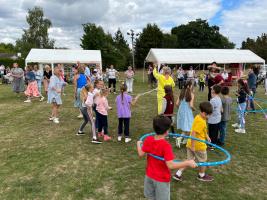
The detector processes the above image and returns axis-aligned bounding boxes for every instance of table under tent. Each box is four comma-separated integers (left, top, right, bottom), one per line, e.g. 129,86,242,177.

25,49,102,82
144,48,265,83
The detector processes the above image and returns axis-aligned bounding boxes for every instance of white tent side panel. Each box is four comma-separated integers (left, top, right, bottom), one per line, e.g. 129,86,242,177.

25,48,102,66
145,49,265,64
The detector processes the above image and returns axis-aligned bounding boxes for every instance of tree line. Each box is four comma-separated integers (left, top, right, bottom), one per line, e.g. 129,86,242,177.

1,6,267,69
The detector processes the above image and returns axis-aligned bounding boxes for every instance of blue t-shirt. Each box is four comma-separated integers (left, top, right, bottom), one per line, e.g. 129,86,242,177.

208,96,222,124
248,72,256,89
77,74,87,88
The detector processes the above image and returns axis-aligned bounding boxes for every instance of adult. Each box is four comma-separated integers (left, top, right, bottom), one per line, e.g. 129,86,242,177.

207,62,224,101
187,66,195,85
153,65,175,114
84,65,91,81
43,65,52,95
10,63,24,94
125,66,135,93
176,66,184,89
107,64,118,93
247,67,257,110
147,64,156,88
73,66,88,118
0,64,5,84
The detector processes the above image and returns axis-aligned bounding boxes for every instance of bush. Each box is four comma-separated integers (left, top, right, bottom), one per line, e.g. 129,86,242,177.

0,58,25,68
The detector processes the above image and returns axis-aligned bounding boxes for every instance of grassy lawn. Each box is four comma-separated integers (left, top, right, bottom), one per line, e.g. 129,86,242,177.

0,71,266,200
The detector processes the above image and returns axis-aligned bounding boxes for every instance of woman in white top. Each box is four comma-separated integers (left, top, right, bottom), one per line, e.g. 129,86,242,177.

124,66,135,93
187,66,195,85
177,66,184,89
107,65,118,93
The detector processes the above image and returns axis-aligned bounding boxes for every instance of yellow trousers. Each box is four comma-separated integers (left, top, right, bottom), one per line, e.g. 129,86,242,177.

157,93,164,114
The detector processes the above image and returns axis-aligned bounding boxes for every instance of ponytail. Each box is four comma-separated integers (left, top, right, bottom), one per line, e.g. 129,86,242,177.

120,84,127,104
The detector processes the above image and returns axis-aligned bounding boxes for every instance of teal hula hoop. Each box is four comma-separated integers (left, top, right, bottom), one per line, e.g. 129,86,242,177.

139,133,231,167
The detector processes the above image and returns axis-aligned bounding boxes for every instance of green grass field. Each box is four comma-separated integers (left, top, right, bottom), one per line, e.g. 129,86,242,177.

0,72,267,200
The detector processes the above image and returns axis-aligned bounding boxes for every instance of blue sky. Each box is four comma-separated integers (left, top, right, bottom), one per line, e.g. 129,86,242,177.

0,0,266,48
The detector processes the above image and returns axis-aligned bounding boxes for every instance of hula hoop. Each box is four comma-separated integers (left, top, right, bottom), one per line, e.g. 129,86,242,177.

139,133,231,167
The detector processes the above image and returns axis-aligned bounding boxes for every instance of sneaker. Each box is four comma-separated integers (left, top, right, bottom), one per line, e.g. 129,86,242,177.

76,131,85,136
40,96,45,102
98,132,104,138
173,174,182,181
208,146,215,151
197,174,214,182
235,128,246,134
91,138,102,144
77,114,83,118
118,136,122,142
53,118,59,124
49,117,55,121
176,137,183,148
104,135,112,141
24,99,31,103
125,138,132,143
232,123,240,128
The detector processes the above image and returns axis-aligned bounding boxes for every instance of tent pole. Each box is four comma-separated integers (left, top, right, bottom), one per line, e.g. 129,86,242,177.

52,63,54,74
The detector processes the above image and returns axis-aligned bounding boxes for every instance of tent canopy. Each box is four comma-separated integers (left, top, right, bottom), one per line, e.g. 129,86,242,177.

145,48,265,65
25,48,102,67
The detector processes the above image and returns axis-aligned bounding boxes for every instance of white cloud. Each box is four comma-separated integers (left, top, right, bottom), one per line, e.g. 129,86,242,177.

220,0,267,47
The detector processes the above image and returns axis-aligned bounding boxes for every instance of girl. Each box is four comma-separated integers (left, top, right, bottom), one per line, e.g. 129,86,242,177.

96,87,112,141
47,67,66,124
73,66,88,118
24,65,44,103
33,65,44,100
160,85,175,133
232,79,249,134
43,65,52,95
176,81,195,147
77,84,102,144
116,84,139,143
125,66,135,93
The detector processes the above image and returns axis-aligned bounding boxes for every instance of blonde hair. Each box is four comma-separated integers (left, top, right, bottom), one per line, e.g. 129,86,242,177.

80,84,94,102
163,66,171,75
45,65,51,70
100,87,109,97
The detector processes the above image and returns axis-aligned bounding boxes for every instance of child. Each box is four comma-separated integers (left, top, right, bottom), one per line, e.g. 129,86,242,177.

116,84,139,143
96,87,112,141
137,115,197,200
208,84,222,149
174,102,214,182
218,86,232,146
77,84,102,144
160,85,175,133
232,79,249,134
199,71,205,92
47,67,66,124
24,65,44,103
33,65,45,100
93,80,104,130
176,81,195,147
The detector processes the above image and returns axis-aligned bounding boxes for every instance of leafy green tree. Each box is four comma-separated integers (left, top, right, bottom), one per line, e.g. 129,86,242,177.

171,19,235,48
162,33,177,48
16,6,54,58
0,43,16,53
241,33,267,62
135,23,164,68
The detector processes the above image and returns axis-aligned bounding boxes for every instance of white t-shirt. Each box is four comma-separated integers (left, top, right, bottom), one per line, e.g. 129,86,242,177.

221,72,228,80
108,69,117,79
187,70,195,78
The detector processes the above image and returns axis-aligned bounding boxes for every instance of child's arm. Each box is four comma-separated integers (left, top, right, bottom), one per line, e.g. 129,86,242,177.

190,131,196,151
166,159,197,170
136,141,145,157
176,98,180,107
206,132,211,143
131,95,140,106
189,93,196,111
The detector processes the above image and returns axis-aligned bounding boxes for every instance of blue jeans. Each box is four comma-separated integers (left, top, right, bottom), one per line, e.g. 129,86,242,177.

237,102,246,129
219,121,227,144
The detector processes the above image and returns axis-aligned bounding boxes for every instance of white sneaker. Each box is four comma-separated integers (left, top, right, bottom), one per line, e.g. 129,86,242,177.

232,123,240,128
77,114,83,118
125,138,132,143
235,128,246,134
53,118,59,124
176,137,183,148
118,136,122,142
24,99,31,103
40,96,45,101
49,117,55,121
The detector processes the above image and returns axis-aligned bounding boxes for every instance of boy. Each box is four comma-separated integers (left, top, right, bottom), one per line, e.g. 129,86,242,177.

208,84,222,149
137,116,197,200
173,102,214,182
218,87,232,146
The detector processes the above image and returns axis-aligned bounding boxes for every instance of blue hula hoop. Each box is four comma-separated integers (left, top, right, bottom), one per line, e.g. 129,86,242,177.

139,133,231,167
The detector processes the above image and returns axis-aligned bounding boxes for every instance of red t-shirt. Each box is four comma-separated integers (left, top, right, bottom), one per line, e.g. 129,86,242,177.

142,136,174,182
214,74,224,84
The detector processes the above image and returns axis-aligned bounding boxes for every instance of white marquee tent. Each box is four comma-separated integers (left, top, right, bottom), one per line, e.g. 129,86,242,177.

25,49,102,70
145,48,265,66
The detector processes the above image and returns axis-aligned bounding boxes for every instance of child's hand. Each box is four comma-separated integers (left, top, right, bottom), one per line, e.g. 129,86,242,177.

187,159,197,168
135,94,141,99
207,136,211,143
137,140,143,146
108,106,112,110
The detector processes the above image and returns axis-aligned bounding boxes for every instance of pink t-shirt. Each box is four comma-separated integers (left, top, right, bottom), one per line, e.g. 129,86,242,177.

96,96,109,115
85,92,94,107
125,70,134,79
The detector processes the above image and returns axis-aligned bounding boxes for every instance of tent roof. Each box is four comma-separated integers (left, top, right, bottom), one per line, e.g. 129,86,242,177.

145,48,265,64
25,49,102,64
